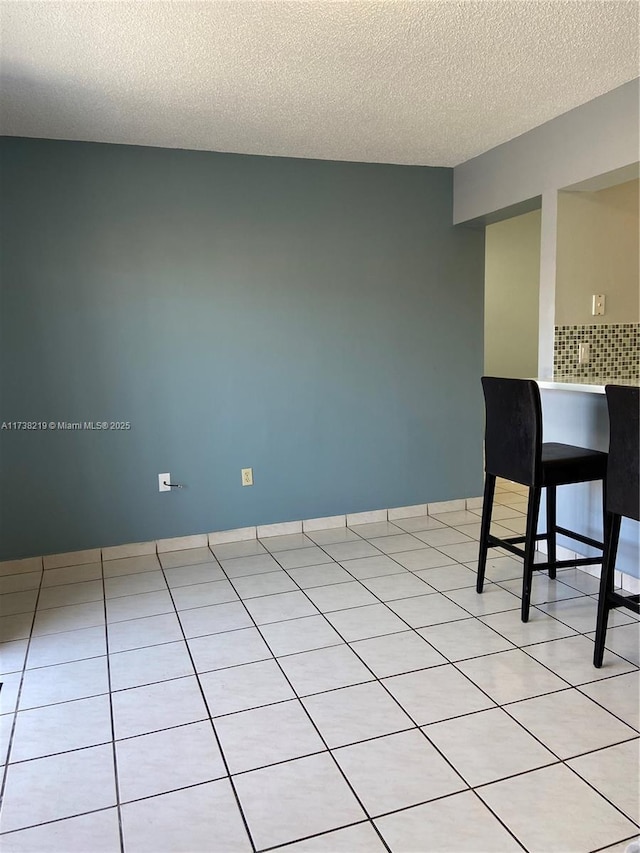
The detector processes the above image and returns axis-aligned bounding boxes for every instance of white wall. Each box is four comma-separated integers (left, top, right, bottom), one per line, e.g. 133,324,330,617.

453,79,639,225
556,179,639,326
485,210,540,377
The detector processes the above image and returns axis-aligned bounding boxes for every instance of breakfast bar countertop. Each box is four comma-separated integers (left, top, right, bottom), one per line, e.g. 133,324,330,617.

535,377,640,394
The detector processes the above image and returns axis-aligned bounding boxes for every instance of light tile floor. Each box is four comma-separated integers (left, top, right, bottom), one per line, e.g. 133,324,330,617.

0,481,639,852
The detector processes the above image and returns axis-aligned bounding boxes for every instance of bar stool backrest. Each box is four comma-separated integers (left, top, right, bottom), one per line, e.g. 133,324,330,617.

481,377,542,487
605,385,640,522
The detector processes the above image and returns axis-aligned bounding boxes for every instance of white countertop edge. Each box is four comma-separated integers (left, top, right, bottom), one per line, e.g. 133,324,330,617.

535,379,605,394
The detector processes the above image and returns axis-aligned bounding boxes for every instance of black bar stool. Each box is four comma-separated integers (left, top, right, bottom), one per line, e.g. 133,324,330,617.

593,384,640,668
476,377,608,622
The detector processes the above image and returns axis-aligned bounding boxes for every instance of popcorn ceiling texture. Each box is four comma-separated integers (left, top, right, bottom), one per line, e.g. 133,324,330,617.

554,324,640,382
0,1,638,166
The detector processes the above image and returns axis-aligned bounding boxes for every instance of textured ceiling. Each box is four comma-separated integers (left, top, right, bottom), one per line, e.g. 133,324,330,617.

1,1,638,167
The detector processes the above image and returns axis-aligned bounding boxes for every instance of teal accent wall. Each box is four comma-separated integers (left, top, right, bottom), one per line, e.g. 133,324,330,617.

0,137,484,560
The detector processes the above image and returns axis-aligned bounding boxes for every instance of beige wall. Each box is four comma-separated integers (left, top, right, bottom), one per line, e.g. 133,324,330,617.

484,209,540,378
556,179,639,326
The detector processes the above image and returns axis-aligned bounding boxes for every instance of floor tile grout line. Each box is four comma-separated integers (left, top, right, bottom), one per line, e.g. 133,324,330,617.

590,833,640,853
155,558,260,853
0,555,46,812
99,552,126,853
2,531,636,849
468,788,531,853
215,555,396,853
254,818,380,853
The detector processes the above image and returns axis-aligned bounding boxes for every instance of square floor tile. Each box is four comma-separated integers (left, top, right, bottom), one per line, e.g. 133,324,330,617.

212,539,266,560
234,752,365,850
391,548,456,571
102,554,160,577
171,579,238,611
334,728,465,816
446,584,521,616
19,656,109,710
375,790,522,852
216,698,325,774
37,580,103,610
27,625,106,670
497,576,583,605
121,779,251,852
414,528,473,547
478,763,636,853
221,553,283,578
433,542,488,563
424,706,557,786
0,808,121,853
538,597,635,633
112,675,208,739
589,622,640,666
178,601,253,638
0,744,116,833
360,573,433,601
200,659,295,716
392,515,446,533
339,555,407,579
478,555,524,584
456,649,567,704
105,589,174,623
116,720,226,801
305,529,359,546
479,608,577,647
418,618,515,662
244,591,318,625
367,534,427,555
275,547,334,570
387,593,471,628
414,563,478,591
383,664,495,725
31,600,104,636
431,510,483,526
103,570,167,599
351,630,446,677
286,564,353,589
0,590,39,617
302,681,412,748
269,822,387,852
158,547,214,569
0,572,42,595
9,694,112,763
323,540,380,561
0,613,33,643
580,671,640,731
164,562,226,587
348,521,403,538
259,533,315,552
557,567,604,594
0,639,28,675
109,640,194,690
259,615,343,656
107,612,183,653
230,570,297,599
188,626,273,672
525,634,636,685
279,644,373,696
305,581,378,612
504,688,637,759
325,603,408,641
568,739,640,823
41,563,101,588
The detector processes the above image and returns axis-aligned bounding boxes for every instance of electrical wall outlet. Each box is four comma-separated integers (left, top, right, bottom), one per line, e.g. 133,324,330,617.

241,468,253,486
592,294,606,316
578,342,590,365
158,473,171,492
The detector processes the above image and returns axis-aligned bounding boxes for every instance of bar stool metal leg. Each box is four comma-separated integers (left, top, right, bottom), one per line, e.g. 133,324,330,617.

546,485,557,579
521,486,542,622
594,512,622,668
476,474,496,594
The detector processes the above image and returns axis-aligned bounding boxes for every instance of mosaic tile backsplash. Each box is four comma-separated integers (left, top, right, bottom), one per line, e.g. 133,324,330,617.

554,323,639,381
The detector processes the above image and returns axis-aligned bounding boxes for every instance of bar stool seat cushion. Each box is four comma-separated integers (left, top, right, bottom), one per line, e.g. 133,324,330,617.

540,443,608,487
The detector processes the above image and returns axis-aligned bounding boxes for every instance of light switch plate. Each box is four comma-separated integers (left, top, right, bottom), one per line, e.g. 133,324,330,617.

592,294,605,316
